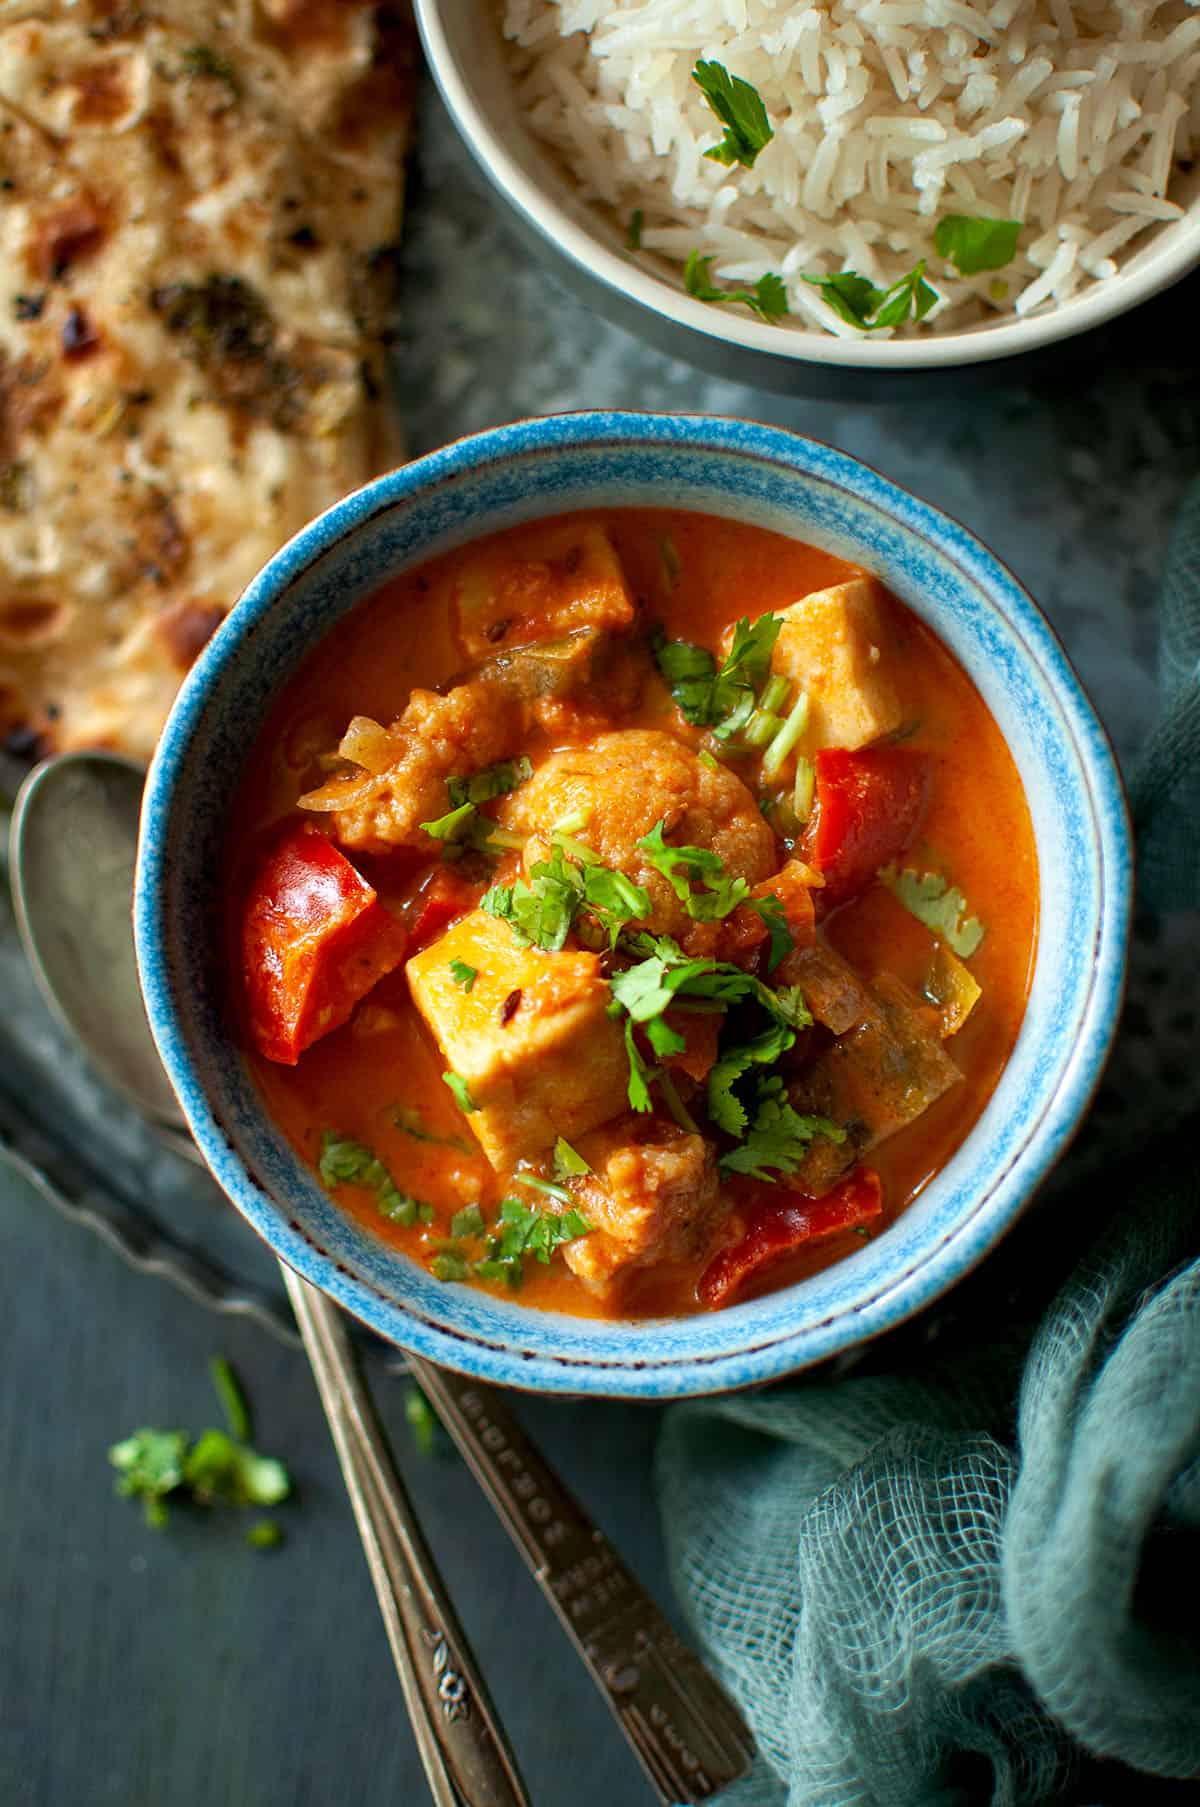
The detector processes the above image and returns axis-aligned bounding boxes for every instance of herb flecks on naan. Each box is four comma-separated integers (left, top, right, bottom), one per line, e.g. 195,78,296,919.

0,0,415,758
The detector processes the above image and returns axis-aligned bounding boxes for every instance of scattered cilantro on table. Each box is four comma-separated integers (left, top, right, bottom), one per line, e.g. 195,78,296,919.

109,1358,291,1538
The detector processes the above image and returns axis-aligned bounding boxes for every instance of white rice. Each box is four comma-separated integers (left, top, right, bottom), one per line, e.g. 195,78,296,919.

500,0,1200,335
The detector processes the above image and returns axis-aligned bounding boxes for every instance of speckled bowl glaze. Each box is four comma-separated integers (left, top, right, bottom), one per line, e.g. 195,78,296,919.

134,414,1131,1398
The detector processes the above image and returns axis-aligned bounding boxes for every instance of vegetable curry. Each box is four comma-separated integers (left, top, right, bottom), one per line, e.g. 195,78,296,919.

230,510,1037,1317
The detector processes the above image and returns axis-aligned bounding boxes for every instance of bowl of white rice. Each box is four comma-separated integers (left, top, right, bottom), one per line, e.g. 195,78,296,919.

414,0,1200,386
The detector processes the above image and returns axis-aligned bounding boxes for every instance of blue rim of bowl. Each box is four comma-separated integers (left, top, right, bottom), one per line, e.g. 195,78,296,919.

135,412,1132,1397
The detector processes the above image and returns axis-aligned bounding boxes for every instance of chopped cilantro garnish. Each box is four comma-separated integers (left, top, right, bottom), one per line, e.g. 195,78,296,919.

934,214,1021,276
392,1106,474,1155
246,1519,284,1549
404,1386,439,1457
628,208,644,250
624,1018,656,1113
802,262,938,332
467,1196,593,1289
512,1170,573,1204
749,895,794,972
447,756,533,809
450,1203,486,1239
719,1075,844,1180
684,252,789,322
422,757,532,850
208,1355,251,1443
707,1022,797,1136
878,864,985,958
552,1136,592,1179
652,612,783,732
431,1250,470,1282
420,799,476,842
109,1363,291,1532
691,60,774,169
637,820,751,920
482,844,649,952
449,960,478,992
442,1072,478,1115
318,1130,424,1227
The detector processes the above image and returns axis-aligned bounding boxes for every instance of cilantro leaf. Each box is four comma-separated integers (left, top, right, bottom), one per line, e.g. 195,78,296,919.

749,895,794,972
446,756,532,808
184,1430,290,1508
420,799,476,842
803,262,938,331
707,1021,797,1136
652,612,783,731
934,214,1021,276
109,1367,291,1531
469,1196,593,1288
209,1355,251,1443
442,1072,478,1115
719,1075,844,1180
692,60,774,169
450,1203,486,1239
651,635,720,724
318,1130,423,1227
878,864,985,958
431,1250,470,1282
109,1428,189,1526
449,959,477,992
684,251,789,322
553,1136,592,1179
637,820,750,920
624,1019,656,1113
246,1519,284,1549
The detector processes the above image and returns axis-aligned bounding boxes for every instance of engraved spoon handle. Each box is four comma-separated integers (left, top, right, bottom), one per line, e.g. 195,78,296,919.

282,1266,529,1807
409,1356,756,1804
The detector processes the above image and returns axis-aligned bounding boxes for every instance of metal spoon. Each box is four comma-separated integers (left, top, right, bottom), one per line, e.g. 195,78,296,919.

9,750,756,1805
8,751,528,1807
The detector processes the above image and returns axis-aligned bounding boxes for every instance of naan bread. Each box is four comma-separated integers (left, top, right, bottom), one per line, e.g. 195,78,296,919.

0,0,414,758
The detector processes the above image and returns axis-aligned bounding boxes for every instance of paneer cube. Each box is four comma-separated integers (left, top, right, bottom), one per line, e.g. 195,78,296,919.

771,578,903,752
451,521,636,663
405,910,629,1172
563,1119,723,1300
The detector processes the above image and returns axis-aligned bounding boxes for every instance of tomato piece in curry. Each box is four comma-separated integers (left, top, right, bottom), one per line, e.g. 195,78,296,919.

228,510,1037,1318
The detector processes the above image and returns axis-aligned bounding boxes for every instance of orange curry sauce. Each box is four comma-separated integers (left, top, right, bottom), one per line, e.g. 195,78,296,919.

228,509,1038,1318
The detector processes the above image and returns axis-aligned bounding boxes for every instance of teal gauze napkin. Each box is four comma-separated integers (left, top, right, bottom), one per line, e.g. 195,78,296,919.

657,483,1200,1807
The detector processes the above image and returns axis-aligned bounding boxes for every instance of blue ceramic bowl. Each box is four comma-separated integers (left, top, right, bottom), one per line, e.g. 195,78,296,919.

134,413,1131,1398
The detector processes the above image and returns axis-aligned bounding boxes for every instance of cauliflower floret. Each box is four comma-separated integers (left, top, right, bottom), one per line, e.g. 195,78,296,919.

497,729,776,951
564,1117,724,1300
299,631,646,855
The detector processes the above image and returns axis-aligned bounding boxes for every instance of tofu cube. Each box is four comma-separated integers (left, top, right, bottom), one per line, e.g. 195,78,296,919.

451,521,635,663
405,910,629,1172
771,578,903,752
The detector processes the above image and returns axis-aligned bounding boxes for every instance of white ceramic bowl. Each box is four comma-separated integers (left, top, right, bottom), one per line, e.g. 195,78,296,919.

415,0,1200,392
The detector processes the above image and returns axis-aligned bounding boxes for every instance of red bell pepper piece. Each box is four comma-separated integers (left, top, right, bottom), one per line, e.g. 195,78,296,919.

699,1167,884,1308
406,867,481,955
804,746,931,909
242,822,408,1065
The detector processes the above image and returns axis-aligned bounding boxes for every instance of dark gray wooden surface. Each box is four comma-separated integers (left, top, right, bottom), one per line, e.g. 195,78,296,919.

3,84,1200,1807
0,1157,669,1806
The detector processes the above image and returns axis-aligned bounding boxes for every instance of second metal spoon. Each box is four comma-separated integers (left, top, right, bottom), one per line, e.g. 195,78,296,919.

9,751,527,1807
